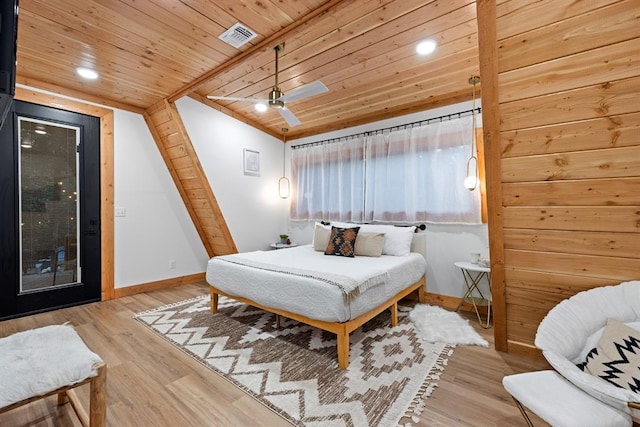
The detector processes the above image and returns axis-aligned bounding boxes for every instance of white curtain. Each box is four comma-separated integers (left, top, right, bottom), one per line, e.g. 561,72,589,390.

291,135,366,222
291,115,482,224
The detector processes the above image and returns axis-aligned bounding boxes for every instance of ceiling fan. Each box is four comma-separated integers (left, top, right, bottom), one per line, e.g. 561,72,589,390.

207,42,328,127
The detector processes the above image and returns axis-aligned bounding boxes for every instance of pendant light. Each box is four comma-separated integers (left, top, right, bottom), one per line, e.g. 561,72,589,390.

464,75,481,191
278,127,290,199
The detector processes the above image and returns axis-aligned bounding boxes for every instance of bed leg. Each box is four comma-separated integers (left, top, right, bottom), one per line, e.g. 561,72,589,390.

337,332,349,369
210,288,219,314
417,280,426,303
390,301,398,327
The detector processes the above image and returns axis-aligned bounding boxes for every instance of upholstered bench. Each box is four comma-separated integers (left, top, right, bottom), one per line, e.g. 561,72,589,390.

0,324,107,426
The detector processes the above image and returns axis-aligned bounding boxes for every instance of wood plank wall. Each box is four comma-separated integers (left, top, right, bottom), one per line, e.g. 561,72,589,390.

483,0,640,355
144,100,237,257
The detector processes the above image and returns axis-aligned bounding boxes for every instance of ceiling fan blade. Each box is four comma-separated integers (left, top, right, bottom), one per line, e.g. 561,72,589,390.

278,81,328,103
206,95,269,103
278,107,301,127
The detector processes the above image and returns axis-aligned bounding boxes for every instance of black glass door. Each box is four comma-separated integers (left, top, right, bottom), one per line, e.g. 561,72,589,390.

0,100,101,319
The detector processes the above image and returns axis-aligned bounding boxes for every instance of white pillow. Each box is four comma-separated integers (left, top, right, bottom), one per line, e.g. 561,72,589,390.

312,222,331,251
327,222,415,256
360,224,415,256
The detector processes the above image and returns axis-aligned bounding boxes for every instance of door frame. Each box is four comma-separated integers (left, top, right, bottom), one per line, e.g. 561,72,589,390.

15,87,115,300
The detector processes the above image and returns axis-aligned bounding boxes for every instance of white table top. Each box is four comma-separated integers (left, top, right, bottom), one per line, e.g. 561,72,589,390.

270,242,298,249
454,261,490,273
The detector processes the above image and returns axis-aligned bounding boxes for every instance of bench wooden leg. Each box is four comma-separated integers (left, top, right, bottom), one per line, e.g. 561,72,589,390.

63,362,106,427
89,363,107,427
66,389,89,427
57,391,69,405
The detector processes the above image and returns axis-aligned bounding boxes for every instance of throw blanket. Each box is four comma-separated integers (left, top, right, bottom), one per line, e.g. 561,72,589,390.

215,248,390,304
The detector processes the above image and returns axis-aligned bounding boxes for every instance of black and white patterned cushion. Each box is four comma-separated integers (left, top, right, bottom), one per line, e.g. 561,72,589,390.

583,318,640,393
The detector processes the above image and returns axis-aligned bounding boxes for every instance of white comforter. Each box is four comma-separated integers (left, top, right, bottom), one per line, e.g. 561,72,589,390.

215,247,391,303
207,245,426,322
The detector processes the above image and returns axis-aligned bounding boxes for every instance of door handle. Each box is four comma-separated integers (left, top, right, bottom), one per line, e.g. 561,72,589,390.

84,219,99,235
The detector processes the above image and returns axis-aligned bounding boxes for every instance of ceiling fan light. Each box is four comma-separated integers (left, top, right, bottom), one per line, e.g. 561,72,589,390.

255,103,268,112
270,100,285,109
416,39,437,56
269,88,284,108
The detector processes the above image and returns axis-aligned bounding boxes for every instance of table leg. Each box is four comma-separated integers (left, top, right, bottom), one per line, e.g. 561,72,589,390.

457,269,492,328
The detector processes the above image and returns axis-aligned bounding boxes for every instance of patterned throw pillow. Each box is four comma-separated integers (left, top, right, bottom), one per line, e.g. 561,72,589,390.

324,226,360,257
583,318,640,393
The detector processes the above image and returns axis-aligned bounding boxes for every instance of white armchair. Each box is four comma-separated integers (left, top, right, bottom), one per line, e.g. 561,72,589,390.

503,280,640,426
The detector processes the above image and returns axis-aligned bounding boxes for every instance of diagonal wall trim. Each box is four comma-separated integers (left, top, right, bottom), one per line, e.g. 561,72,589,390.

144,99,237,258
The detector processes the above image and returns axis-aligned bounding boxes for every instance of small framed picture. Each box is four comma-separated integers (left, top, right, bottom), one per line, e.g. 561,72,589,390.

243,148,260,176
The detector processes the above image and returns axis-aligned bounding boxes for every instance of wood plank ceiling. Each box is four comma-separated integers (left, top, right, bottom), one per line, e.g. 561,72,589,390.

16,0,480,139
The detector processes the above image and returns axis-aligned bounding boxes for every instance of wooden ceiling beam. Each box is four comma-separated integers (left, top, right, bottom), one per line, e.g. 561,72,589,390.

167,0,347,103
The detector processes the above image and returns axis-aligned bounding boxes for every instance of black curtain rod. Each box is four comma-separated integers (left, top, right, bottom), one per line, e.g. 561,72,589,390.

292,107,481,150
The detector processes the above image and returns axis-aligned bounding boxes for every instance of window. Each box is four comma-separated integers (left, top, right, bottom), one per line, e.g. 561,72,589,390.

291,115,481,224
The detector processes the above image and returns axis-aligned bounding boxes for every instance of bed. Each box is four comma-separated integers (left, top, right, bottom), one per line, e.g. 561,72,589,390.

206,223,427,369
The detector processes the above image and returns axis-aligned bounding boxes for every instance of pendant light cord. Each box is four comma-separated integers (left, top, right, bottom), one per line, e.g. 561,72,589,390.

282,127,287,175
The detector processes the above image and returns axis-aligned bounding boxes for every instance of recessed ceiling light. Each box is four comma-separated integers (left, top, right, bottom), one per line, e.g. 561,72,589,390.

35,125,47,135
76,67,99,80
416,39,437,56
255,103,268,112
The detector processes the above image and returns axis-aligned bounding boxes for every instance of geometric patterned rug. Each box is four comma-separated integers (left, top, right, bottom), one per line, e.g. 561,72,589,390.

135,295,453,427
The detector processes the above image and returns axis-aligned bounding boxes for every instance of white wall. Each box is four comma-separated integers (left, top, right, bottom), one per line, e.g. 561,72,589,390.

175,97,289,253
115,98,289,287
113,109,208,287
286,101,490,298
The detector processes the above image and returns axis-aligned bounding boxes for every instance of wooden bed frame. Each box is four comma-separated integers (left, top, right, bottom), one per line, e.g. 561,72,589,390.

209,275,426,369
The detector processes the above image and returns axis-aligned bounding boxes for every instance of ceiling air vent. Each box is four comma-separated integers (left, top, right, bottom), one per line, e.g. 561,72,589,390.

219,23,258,48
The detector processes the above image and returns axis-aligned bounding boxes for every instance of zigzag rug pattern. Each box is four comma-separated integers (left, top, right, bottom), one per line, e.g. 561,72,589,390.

135,296,452,427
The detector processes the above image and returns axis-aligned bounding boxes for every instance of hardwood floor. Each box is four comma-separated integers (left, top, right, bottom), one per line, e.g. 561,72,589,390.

0,282,550,426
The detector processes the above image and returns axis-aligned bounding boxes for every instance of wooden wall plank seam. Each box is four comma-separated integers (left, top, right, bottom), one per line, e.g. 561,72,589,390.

503,206,640,232
500,76,640,132
498,0,640,73
501,146,640,182
500,112,640,158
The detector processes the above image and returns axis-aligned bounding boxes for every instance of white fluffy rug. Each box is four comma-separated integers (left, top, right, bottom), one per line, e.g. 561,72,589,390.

408,304,489,347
